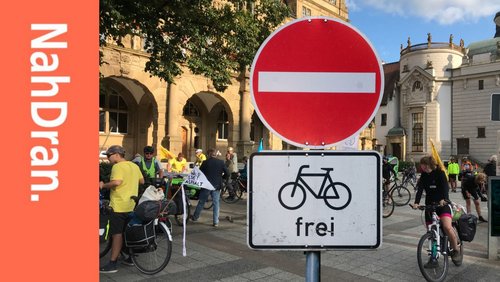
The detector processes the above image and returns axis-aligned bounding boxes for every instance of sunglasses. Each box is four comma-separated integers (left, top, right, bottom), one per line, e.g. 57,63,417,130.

144,152,154,155
106,153,116,158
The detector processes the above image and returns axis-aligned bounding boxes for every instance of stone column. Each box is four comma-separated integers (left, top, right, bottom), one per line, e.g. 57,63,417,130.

237,71,255,157
162,83,183,153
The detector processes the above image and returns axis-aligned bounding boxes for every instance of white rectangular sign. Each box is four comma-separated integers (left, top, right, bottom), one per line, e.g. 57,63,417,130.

248,151,381,250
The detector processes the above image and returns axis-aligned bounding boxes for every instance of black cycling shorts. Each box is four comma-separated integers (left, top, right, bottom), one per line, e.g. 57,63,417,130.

461,185,479,201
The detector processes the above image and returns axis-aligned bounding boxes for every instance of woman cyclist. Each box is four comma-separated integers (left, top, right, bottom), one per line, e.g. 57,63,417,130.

410,155,462,267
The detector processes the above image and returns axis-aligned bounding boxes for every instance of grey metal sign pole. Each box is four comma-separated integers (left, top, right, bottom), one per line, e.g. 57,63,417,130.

305,251,320,282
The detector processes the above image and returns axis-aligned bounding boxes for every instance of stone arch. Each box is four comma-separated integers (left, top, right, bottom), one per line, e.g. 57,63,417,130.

99,76,159,159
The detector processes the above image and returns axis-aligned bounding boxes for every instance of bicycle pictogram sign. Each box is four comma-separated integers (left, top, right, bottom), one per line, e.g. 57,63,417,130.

278,165,352,210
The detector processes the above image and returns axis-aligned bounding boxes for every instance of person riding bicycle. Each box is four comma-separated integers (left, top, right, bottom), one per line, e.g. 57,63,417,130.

410,155,462,267
100,145,145,273
133,145,164,193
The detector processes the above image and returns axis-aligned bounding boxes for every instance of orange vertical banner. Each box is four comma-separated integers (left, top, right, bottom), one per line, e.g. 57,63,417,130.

1,1,97,281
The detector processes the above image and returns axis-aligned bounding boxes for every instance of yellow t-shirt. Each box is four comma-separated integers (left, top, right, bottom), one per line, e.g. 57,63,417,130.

170,158,187,173
195,153,206,167
109,161,142,213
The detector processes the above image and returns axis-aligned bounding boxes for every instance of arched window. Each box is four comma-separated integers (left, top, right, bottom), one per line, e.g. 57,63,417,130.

99,89,129,134
412,81,422,92
183,101,199,117
217,108,229,140
412,112,423,152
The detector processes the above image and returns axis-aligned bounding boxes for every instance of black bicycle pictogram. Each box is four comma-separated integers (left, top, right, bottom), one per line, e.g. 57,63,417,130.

278,165,352,210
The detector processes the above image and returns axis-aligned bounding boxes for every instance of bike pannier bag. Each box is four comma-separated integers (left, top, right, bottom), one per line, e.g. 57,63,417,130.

135,200,162,222
125,220,155,247
457,213,478,242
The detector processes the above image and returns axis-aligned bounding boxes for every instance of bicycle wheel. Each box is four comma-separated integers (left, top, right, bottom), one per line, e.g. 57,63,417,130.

203,194,213,209
131,221,172,275
278,182,306,210
417,232,449,282
390,185,411,206
221,181,239,204
382,192,394,218
323,182,352,210
99,232,112,258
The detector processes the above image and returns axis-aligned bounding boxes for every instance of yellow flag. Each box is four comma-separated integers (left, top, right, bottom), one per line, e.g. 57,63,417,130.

159,145,175,160
430,139,448,180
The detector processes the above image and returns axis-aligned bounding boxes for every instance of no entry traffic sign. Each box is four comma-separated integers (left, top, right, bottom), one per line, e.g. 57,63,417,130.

250,17,384,148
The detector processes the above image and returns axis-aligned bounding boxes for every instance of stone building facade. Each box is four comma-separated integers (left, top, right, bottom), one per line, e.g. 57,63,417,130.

376,13,500,164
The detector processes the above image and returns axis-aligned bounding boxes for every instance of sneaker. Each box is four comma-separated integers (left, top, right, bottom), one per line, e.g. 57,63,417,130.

190,215,198,222
479,216,488,223
424,258,439,269
226,196,235,201
450,248,463,266
213,223,218,227
122,256,134,266
100,261,118,273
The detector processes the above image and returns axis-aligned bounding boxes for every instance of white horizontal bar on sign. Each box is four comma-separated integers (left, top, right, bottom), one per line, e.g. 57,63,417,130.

258,72,376,93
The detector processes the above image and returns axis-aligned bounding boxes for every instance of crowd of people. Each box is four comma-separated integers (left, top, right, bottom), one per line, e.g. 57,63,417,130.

100,142,494,274
99,144,249,273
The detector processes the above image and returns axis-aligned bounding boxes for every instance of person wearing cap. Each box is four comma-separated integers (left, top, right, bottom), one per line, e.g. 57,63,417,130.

99,145,144,273
133,146,164,188
194,149,206,167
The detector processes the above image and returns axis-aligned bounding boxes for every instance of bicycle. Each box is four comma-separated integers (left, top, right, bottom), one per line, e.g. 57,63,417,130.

99,196,173,275
412,204,463,282
382,184,395,218
387,179,411,206
278,165,352,210
400,166,418,192
221,175,247,204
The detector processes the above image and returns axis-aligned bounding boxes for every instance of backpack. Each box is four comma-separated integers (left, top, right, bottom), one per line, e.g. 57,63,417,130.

457,213,478,242
135,200,163,222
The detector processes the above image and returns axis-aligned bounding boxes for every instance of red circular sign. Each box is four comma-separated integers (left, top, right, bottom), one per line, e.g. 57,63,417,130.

250,17,383,148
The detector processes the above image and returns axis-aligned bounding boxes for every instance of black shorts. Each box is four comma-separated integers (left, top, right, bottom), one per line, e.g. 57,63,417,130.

461,186,479,201
109,212,130,235
448,174,457,181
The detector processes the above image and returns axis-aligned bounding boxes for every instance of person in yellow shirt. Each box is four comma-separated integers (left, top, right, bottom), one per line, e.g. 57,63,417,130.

447,157,460,192
169,152,187,173
99,145,144,273
194,149,207,167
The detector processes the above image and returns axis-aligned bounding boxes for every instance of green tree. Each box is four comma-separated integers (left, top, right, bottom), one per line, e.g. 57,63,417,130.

100,0,290,92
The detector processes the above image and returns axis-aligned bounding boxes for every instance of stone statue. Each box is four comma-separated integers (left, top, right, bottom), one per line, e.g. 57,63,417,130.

427,33,432,44
400,43,403,51
449,34,453,45
407,36,411,48
460,38,464,48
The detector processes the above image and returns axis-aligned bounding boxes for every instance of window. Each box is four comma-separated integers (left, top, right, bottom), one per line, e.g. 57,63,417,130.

217,108,229,140
412,81,422,91
326,0,337,5
381,113,387,126
99,89,129,134
302,6,311,17
479,79,484,90
412,112,423,152
183,101,199,117
477,127,486,138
